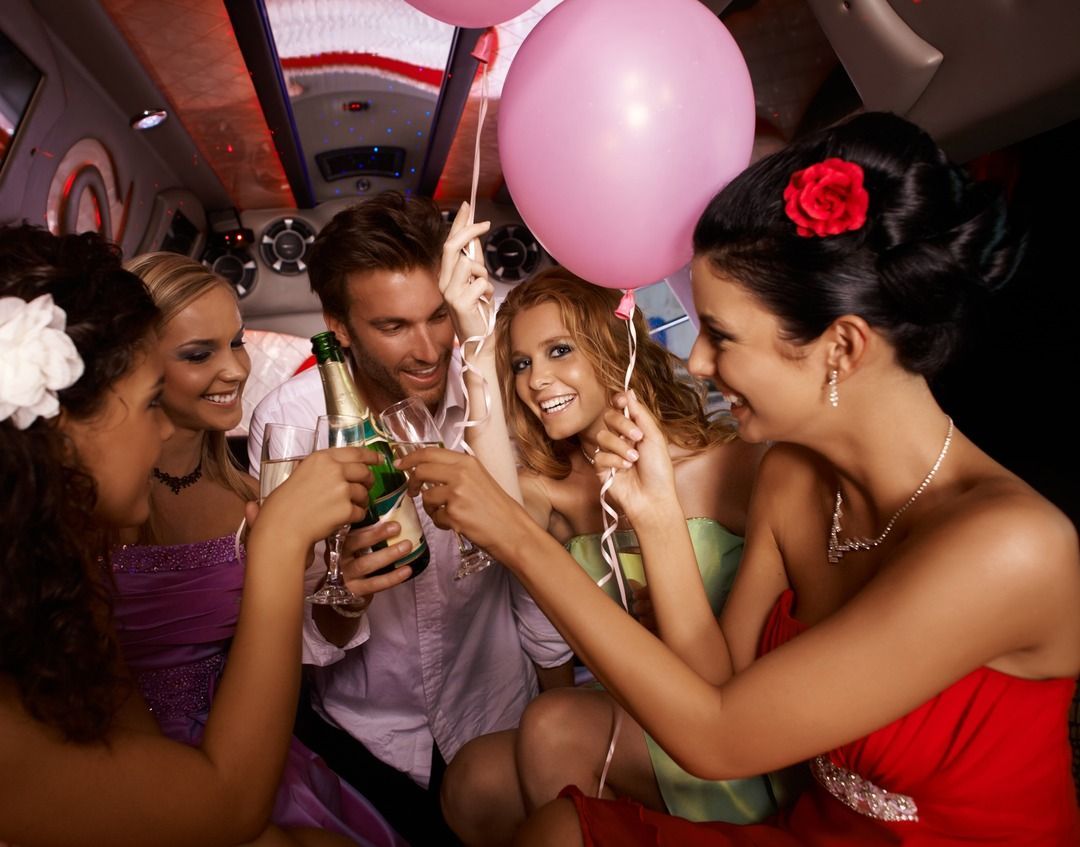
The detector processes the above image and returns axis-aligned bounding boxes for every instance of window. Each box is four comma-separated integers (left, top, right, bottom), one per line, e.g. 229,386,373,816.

0,29,42,176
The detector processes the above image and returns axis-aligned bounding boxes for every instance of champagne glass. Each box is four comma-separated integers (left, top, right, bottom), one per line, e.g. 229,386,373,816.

379,396,495,580
613,513,644,615
259,423,315,502
308,414,366,605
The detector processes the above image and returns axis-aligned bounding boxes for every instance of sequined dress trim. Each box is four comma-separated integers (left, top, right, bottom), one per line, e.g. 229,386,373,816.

112,535,244,573
811,755,919,822
137,652,226,720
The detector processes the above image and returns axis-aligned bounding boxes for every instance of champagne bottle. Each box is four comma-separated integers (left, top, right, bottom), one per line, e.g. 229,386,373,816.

311,331,429,580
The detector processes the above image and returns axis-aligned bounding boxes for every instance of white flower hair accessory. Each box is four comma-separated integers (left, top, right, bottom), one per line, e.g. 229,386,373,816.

0,293,85,429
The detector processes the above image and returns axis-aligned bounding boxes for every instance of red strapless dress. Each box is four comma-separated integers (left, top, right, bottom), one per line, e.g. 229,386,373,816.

562,590,1080,846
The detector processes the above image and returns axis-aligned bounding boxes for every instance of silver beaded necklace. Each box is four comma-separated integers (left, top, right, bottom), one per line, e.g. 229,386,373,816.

828,416,954,564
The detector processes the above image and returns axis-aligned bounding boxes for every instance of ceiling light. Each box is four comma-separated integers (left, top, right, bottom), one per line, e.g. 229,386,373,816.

130,109,168,130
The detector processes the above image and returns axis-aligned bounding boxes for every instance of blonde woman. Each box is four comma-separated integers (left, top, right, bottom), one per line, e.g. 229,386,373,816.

114,252,407,846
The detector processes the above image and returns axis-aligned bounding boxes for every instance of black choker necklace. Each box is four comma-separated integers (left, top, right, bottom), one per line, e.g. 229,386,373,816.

152,461,203,494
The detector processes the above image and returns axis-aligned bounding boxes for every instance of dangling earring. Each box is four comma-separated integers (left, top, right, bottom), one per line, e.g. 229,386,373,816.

828,369,839,408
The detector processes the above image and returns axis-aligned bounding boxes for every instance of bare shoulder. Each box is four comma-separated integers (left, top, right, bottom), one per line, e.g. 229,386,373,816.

752,443,829,506
925,471,1079,590
670,438,768,534
0,677,54,785
894,470,1080,675
518,469,554,529
518,469,549,502
672,434,765,479
237,472,258,500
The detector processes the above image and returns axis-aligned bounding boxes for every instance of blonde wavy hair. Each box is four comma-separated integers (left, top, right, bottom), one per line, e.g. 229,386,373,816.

125,253,253,540
495,267,734,480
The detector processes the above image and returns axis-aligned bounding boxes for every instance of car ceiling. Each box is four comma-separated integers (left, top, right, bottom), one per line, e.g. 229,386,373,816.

30,0,1080,218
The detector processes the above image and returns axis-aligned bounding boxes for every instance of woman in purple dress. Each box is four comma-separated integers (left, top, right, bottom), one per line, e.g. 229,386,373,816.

0,225,376,846
116,253,410,846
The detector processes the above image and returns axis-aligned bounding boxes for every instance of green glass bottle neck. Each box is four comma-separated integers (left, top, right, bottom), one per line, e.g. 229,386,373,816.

319,359,371,421
311,331,347,365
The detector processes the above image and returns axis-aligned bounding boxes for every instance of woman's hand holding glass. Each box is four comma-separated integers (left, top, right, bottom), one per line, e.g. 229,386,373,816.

394,446,529,563
251,443,376,565
308,415,376,606
380,396,495,579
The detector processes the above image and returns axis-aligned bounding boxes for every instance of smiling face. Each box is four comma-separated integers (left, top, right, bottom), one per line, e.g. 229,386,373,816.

326,266,453,414
157,284,250,434
688,256,822,444
61,344,174,528
508,302,609,443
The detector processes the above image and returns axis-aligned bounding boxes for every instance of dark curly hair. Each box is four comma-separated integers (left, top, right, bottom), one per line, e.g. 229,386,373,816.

307,190,448,324
693,112,1026,377
0,224,159,742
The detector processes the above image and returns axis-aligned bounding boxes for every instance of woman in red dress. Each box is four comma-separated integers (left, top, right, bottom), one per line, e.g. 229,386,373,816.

400,112,1080,845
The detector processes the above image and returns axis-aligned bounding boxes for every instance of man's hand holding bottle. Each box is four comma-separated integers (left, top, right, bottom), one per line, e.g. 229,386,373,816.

331,520,416,599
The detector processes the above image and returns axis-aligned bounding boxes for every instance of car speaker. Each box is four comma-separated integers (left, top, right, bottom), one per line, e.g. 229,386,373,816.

202,245,258,299
484,223,543,283
260,217,316,276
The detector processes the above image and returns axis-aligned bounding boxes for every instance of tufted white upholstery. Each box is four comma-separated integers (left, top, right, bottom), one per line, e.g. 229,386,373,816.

230,329,312,436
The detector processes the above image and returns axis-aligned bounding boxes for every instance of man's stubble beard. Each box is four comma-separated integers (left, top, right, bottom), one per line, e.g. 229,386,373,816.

344,329,448,414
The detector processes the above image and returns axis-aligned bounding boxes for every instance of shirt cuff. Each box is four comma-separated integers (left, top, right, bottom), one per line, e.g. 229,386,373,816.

300,555,371,665
301,600,371,665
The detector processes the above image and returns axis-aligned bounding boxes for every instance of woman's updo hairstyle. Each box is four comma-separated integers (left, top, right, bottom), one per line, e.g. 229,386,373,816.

0,224,159,742
693,111,1025,377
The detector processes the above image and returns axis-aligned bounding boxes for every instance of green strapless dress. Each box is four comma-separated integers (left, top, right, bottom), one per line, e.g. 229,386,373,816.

565,518,792,824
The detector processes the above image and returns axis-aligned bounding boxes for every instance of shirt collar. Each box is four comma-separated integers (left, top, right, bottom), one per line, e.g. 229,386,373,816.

435,350,467,443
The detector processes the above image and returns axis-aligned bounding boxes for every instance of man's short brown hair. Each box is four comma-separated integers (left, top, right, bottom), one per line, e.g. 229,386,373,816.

307,191,447,322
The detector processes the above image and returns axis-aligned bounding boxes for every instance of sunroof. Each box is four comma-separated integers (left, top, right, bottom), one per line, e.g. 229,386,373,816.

261,0,562,205
263,0,456,204
0,28,42,177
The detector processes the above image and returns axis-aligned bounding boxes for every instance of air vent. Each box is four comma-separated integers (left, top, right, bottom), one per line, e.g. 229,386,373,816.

260,218,316,276
483,224,543,283
202,247,258,299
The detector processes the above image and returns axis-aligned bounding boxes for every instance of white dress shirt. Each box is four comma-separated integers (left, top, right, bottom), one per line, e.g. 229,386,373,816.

248,353,571,787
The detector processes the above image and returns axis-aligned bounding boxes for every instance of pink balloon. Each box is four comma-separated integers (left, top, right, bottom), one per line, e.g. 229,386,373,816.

498,0,754,290
403,0,536,28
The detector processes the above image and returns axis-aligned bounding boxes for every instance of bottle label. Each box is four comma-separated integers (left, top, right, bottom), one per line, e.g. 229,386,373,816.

370,482,428,567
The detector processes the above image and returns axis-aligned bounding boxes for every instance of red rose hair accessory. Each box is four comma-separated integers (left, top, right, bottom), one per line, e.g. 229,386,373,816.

783,158,869,238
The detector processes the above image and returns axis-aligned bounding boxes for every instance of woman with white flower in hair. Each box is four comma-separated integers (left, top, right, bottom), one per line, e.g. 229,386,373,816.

0,224,379,847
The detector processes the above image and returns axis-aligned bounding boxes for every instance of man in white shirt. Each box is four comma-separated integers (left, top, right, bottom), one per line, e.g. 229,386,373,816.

248,191,571,845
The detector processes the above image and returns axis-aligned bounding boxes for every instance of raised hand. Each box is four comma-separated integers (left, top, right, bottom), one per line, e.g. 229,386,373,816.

593,390,679,526
440,201,493,343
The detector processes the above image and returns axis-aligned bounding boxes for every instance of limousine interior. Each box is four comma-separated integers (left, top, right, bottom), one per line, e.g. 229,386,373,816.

4,0,1077,521
2,0,1079,813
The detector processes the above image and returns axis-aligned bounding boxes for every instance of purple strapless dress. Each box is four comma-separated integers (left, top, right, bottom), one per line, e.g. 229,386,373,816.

111,536,405,847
